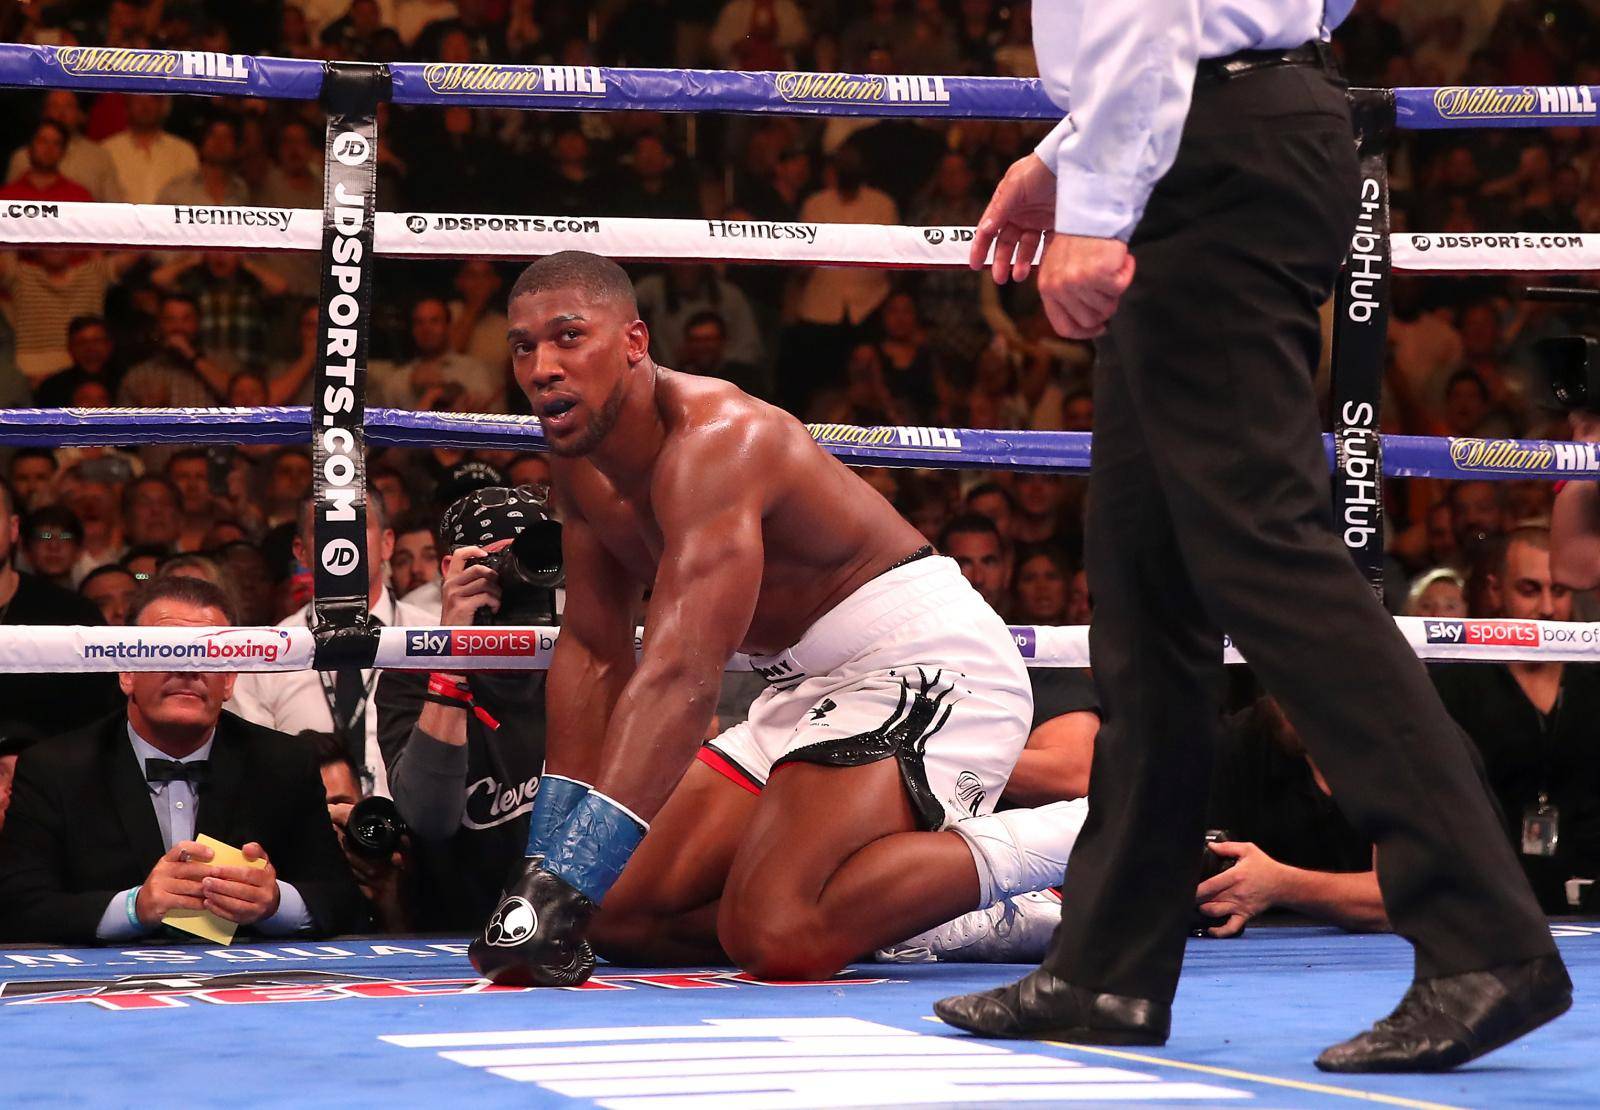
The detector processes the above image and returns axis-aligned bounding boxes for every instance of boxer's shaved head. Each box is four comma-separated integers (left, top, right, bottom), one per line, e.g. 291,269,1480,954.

509,251,638,317
506,252,652,457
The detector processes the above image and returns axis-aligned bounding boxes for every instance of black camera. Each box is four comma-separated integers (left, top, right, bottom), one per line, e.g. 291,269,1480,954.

1527,287,1600,414
467,516,563,626
1535,336,1600,413
1191,828,1237,937
345,795,408,858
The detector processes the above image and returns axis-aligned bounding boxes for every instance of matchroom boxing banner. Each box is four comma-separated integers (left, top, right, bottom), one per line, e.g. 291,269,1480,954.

311,63,382,647
1330,89,1395,599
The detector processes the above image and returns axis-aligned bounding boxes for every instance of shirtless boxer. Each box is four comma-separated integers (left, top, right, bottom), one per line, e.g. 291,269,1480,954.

468,252,1077,986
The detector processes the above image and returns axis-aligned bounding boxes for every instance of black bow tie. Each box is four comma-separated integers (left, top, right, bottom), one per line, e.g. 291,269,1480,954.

145,758,210,786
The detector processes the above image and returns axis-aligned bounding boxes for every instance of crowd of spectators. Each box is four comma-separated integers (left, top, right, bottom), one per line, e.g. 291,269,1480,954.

0,0,1597,939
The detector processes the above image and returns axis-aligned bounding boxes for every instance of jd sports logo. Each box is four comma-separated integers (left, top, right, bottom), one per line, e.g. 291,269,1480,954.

924,228,944,245
320,538,360,576
405,215,427,233
332,132,371,167
484,897,538,947
808,698,837,722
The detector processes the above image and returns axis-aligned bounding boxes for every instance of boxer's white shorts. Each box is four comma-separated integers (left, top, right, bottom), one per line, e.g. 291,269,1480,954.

701,554,1033,828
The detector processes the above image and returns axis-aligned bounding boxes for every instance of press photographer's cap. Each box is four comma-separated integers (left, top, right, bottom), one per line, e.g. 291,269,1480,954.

438,485,552,554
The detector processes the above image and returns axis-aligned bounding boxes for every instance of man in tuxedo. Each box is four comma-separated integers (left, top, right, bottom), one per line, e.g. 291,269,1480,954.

0,576,366,944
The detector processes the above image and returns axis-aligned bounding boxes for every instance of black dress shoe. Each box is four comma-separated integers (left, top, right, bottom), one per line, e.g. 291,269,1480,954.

933,967,1170,1045
1316,953,1572,1073
468,858,597,988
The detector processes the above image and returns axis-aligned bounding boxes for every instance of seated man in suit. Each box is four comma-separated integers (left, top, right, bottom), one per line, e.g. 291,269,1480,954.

0,575,367,943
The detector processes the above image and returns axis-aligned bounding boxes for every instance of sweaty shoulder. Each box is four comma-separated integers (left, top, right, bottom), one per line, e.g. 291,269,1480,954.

655,371,808,479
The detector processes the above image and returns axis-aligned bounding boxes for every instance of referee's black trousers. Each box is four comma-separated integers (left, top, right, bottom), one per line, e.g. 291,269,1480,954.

1045,64,1556,1003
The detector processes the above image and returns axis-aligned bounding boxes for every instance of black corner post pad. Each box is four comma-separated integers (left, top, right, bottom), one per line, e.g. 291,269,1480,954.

1347,87,1397,148
1329,86,1397,600
310,61,385,645
312,620,382,671
319,61,392,116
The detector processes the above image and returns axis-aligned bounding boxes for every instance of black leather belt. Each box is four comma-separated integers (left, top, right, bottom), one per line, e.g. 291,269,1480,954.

1198,40,1335,83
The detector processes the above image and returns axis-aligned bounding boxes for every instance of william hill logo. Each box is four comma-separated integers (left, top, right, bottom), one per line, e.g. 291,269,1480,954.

56,47,250,81
1448,437,1600,475
774,73,950,105
805,424,964,451
1432,85,1597,120
807,423,895,447
421,64,604,97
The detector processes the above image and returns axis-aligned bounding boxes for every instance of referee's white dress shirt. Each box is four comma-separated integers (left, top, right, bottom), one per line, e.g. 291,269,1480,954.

1031,0,1356,240
227,586,439,799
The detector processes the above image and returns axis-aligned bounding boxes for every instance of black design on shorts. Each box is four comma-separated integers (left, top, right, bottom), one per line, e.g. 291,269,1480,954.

955,770,986,815
754,658,807,691
775,668,959,830
808,698,838,722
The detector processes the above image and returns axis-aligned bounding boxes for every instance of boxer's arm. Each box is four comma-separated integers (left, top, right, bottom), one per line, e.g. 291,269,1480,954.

1552,416,1600,590
545,505,641,784
591,426,764,819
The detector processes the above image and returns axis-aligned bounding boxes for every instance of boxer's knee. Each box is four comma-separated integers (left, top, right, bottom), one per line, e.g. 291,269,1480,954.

718,897,850,981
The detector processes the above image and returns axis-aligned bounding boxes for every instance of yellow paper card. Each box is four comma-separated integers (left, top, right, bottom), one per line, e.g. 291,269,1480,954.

160,835,267,945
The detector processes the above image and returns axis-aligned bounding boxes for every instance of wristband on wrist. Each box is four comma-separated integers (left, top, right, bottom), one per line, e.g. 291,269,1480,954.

126,886,142,930
424,673,499,730
427,673,473,703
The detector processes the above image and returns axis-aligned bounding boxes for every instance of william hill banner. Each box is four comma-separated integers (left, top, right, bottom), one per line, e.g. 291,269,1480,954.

390,63,1058,117
1396,84,1600,129
0,43,323,99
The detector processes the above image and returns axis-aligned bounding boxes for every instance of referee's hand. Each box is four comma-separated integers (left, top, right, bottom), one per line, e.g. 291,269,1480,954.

970,153,1057,284
1037,235,1136,340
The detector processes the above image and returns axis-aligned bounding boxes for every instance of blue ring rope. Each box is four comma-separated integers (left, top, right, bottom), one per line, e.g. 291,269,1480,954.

3,44,1596,130
0,407,1592,481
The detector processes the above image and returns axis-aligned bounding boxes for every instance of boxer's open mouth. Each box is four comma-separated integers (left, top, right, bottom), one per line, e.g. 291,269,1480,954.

539,397,579,432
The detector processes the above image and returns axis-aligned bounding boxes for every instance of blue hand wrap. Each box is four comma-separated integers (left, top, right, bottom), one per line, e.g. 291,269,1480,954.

525,774,591,858
543,791,647,903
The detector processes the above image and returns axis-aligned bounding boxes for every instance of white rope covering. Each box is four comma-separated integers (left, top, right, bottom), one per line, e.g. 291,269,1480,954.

3,617,1595,672
374,617,1600,669
0,625,313,672
7,201,1595,273
0,200,993,267
1392,232,1600,273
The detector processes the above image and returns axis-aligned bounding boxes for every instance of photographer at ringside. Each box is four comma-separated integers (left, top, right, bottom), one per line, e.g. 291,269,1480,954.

375,485,557,931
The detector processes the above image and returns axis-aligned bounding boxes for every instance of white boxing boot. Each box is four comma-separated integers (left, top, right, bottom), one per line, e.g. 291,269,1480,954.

875,799,1088,965
948,799,1088,906
876,890,1062,964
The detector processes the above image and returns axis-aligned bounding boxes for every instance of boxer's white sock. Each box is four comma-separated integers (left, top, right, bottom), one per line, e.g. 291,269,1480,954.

949,799,1088,908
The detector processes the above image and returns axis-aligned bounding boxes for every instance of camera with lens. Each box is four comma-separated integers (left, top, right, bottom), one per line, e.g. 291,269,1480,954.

1191,828,1237,937
345,795,409,858
439,483,565,627
1527,287,1600,414
466,514,563,626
